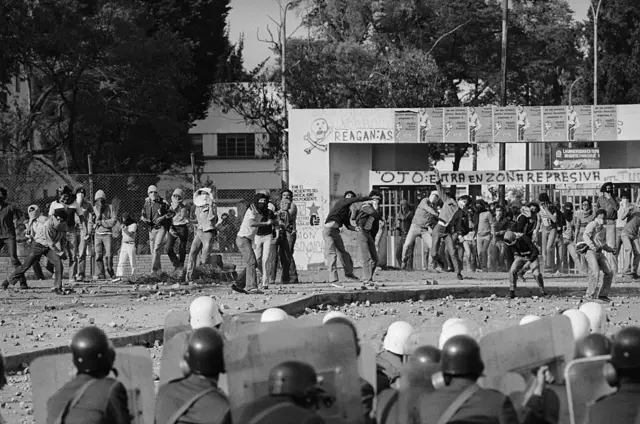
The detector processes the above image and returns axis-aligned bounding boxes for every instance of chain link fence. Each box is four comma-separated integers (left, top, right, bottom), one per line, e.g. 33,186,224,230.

0,171,286,265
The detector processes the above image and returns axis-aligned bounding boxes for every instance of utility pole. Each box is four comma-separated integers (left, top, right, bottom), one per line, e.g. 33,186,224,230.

591,0,603,150
498,0,508,204
280,1,294,185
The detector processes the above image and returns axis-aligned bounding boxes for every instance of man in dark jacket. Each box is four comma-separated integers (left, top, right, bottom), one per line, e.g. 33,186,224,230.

141,185,174,273
504,230,547,299
323,191,370,284
351,191,382,285
395,199,415,269
0,186,26,286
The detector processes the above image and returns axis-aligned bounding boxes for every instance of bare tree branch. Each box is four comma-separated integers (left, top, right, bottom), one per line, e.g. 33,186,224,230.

426,20,471,55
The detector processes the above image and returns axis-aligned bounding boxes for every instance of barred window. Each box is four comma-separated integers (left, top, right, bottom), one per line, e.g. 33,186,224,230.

217,133,256,158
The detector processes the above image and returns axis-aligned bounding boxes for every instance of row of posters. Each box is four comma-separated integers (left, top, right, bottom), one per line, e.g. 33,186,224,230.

393,105,620,143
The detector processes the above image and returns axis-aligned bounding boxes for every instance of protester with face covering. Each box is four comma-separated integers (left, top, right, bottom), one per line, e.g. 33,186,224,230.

185,188,217,283
116,213,137,277
489,204,513,272
474,199,494,273
216,213,236,252
73,187,94,282
23,205,47,281
582,209,618,302
402,192,439,271
93,190,117,280
395,199,414,269
140,185,174,273
597,182,620,274
48,186,80,282
616,190,633,274
232,193,275,295
166,188,190,272
575,198,594,244
558,202,586,274
621,205,640,279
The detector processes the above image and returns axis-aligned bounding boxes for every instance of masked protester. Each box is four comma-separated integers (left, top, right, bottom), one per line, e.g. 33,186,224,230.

537,193,560,274
166,188,190,272
185,188,217,283
504,230,548,299
557,202,585,274
216,213,235,252
616,190,632,275
269,190,299,284
141,185,174,273
115,213,137,277
350,191,382,286
401,193,439,271
621,206,640,279
46,327,130,424
580,209,618,302
24,205,47,280
489,204,513,272
3,209,68,294
395,199,415,269
73,187,94,281
474,199,494,273
93,190,117,280
231,193,274,295
596,182,620,274
48,186,80,282
0,186,27,285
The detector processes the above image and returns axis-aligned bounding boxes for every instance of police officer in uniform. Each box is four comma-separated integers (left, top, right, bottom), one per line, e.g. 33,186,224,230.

235,361,327,424
377,345,441,424
587,326,640,424
377,321,414,393
155,327,230,424
416,335,519,424
46,326,130,424
323,316,375,424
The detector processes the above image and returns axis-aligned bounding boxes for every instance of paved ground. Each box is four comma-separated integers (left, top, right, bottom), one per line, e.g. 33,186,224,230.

2,268,640,423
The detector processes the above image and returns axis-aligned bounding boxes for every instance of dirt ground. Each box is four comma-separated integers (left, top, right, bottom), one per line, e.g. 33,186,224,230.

2,268,640,423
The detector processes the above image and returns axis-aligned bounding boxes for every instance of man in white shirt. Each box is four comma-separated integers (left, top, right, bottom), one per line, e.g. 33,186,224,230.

231,193,274,294
49,185,80,282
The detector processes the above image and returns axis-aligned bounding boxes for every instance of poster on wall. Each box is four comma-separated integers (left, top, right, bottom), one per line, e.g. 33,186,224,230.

418,108,444,143
616,104,640,141
568,105,593,142
468,106,494,143
394,110,419,142
593,105,618,141
493,107,518,142
552,148,600,170
443,107,469,143
542,106,567,142
518,106,543,142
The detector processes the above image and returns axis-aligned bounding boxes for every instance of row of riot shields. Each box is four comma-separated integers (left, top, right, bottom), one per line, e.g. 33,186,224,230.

28,311,615,424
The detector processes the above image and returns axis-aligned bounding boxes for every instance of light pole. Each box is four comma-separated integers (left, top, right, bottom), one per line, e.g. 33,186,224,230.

498,0,508,204
590,0,603,106
569,76,583,106
280,1,295,185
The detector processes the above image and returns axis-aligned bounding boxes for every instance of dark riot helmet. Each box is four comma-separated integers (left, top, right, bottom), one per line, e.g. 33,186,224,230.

574,334,612,359
409,345,442,366
441,335,484,377
611,327,640,371
323,316,361,357
268,361,319,399
71,326,116,376
184,327,225,377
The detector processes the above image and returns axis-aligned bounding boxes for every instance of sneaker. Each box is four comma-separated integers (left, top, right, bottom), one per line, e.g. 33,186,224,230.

19,281,29,290
539,290,549,297
230,284,247,294
246,288,264,295
507,291,516,299
344,274,359,280
457,272,464,281
597,296,612,303
1,280,9,290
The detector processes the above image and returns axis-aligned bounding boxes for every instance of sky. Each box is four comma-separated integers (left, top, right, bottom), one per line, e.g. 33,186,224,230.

228,0,592,71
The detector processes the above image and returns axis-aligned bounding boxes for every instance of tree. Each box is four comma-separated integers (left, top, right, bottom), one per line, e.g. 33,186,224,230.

576,0,640,104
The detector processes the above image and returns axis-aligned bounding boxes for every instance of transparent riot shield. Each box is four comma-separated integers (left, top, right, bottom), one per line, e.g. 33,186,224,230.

30,347,154,424
564,355,616,424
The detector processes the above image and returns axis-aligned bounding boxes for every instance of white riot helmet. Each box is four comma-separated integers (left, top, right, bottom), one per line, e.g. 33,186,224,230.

383,321,414,355
439,322,473,349
519,315,542,326
322,311,348,324
562,309,591,341
260,308,290,323
189,296,223,329
579,302,608,334
442,318,466,330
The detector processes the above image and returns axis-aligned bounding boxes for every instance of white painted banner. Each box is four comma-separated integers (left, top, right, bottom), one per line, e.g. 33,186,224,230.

370,168,640,186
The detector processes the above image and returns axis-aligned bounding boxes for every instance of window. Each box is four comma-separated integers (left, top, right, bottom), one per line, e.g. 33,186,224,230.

217,133,256,158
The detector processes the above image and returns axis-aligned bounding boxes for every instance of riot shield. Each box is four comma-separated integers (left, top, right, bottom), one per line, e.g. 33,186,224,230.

222,313,322,339
479,315,574,390
159,329,191,385
402,329,441,358
397,360,440,424
219,312,262,338
358,342,376,393
564,355,616,424
163,310,190,344
30,346,154,424
224,323,363,424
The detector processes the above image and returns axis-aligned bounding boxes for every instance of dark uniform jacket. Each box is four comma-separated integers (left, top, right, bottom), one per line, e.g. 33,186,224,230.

46,373,131,424
509,236,539,262
524,384,569,424
375,388,399,424
360,377,375,424
588,381,640,424
416,378,519,424
234,396,326,424
376,350,403,394
155,374,230,424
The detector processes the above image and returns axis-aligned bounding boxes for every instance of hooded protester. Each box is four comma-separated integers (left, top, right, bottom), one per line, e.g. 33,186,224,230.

73,187,94,281
93,190,117,279
185,188,217,283
141,185,174,273
116,212,137,277
395,199,414,269
231,193,275,295
597,182,620,274
166,188,190,272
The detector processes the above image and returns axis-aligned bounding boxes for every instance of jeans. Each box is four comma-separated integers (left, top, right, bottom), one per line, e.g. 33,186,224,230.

75,229,91,279
287,233,299,282
621,234,640,276
430,224,447,269
509,256,544,291
401,225,432,270
116,242,136,276
254,233,273,286
462,240,477,272
269,233,298,283
396,234,414,270
357,230,379,282
540,228,557,272
10,243,63,288
558,239,584,273
375,226,388,268
476,234,492,271
235,236,258,290
64,231,77,280
585,250,613,298
489,240,511,272
94,233,114,278
149,227,167,272
603,223,617,273
0,236,25,283
185,229,214,281
323,226,354,282
441,233,462,273
166,225,189,269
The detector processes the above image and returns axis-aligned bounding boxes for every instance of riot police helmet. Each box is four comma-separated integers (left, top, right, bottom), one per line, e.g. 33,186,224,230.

574,333,612,359
71,326,116,376
409,345,442,366
611,326,640,371
185,327,225,377
268,361,318,399
441,335,484,378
